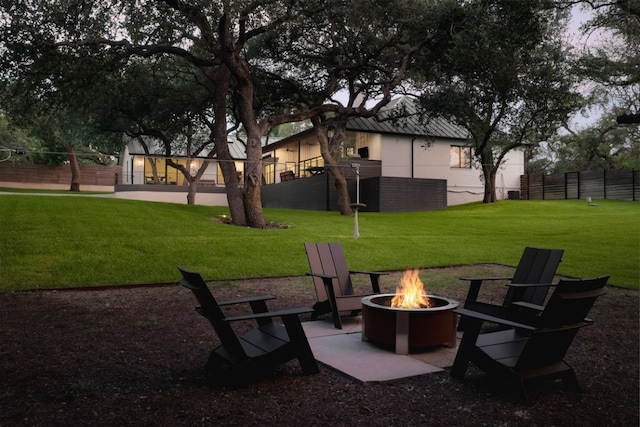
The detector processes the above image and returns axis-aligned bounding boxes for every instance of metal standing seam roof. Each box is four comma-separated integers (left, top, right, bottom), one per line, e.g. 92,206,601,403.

347,97,469,140
126,134,256,160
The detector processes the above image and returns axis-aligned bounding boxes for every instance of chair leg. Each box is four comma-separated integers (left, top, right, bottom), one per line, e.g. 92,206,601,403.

311,300,343,329
450,351,470,379
561,368,580,392
511,376,529,405
205,352,235,385
450,318,482,380
331,307,343,329
457,279,483,331
322,279,343,329
282,315,320,375
370,274,381,293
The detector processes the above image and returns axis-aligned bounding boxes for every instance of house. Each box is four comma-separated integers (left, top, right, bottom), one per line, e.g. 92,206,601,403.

114,136,247,205
114,97,525,209
261,97,525,211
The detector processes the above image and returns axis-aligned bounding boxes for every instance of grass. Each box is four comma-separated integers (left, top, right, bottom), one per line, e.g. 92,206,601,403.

0,195,638,291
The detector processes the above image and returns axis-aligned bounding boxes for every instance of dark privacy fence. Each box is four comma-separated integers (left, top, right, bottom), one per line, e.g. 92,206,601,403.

520,169,639,201
261,173,447,212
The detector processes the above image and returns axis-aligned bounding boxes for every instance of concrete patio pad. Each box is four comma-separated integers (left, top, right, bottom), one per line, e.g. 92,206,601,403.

302,316,460,383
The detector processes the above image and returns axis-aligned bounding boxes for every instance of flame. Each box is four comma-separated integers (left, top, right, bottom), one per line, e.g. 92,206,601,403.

391,269,431,309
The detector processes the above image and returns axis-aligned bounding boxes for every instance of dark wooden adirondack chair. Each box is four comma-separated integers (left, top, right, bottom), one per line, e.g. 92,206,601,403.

451,275,609,403
458,247,564,329
305,242,386,329
177,267,319,385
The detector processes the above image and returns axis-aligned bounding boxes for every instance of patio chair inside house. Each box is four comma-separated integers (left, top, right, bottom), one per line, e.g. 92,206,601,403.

457,247,564,330
279,170,295,181
177,266,319,385
451,275,609,404
304,242,386,329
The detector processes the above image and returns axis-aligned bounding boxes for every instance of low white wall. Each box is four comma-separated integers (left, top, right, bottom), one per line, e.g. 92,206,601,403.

447,186,484,206
447,177,521,205
114,190,229,206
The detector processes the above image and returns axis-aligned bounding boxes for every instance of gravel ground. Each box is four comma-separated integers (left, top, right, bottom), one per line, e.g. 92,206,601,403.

1,266,638,426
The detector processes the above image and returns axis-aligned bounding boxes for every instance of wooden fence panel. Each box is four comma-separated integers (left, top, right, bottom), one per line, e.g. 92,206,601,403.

541,173,566,200
606,169,635,200
0,163,119,186
521,169,637,201
526,174,544,200
579,170,605,199
566,172,579,199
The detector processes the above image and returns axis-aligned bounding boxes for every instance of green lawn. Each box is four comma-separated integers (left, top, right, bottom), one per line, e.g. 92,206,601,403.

0,195,638,291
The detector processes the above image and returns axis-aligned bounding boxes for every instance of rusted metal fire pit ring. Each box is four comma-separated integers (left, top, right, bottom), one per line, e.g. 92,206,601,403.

361,294,459,355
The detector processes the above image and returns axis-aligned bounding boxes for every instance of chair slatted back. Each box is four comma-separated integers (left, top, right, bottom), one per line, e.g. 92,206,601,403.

177,266,246,360
515,275,608,370
539,275,609,327
505,247,564,305
305,242,354,301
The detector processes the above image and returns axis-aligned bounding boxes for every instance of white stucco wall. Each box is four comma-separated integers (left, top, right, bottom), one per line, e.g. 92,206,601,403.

380,136,414,177
114,190,228,206
379,134,524,205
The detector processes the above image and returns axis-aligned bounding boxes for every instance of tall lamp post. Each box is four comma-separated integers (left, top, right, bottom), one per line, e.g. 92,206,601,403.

350,163,366,239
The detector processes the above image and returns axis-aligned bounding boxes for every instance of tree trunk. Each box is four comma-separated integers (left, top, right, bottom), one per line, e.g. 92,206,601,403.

186,184,197,205
481,163,497,203
185,158,207,205
149,158,160,184
330,166,353,214
314,121,353,215
208,64,247,226
137,137,161,184
65,145,81,192
217,14,267,228
217,144,247,225
242,129,267,229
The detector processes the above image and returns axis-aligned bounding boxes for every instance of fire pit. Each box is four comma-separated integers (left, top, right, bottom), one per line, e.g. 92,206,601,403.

361,270,459,355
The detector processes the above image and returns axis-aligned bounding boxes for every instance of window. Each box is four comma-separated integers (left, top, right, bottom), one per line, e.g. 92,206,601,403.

339,134,356,158
450,146,472,168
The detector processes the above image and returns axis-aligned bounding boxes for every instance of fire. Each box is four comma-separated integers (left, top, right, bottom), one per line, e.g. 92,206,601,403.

391,269,432,309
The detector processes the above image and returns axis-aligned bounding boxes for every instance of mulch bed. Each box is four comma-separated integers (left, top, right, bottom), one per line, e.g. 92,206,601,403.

1,266,638,426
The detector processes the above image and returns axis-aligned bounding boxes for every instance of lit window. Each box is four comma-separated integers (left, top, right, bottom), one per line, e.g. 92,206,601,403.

450,146,472,168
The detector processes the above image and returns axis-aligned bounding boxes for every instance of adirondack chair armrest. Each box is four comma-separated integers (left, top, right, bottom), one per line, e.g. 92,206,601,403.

459,276,513,283
306,272,337,293
218,295,277,306
511,301,544,311
459,276,514,302
349,269,387,276
349,270,387,293
217,295,279,320
508,301,546,325
533,321,593,333
454,307,538,331
223,307,313,323
506,282,555,288
306,272,340,312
